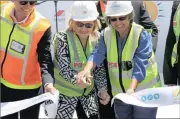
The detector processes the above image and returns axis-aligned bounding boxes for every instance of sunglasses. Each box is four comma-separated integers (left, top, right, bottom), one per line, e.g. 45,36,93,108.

19,1,37,5
75,22,94,28
110,16,127,22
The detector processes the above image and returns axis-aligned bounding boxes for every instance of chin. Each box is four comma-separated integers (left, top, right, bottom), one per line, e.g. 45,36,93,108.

81,34,89,37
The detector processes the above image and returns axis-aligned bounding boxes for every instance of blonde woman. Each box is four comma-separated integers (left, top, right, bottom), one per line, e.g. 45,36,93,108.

52,1,110,119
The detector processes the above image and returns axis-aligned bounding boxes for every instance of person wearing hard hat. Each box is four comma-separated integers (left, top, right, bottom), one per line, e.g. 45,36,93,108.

163,1,180,86
51,1,110,119
77,1,161,119
0,1,56,119
96,0,158,52
96,1,158,118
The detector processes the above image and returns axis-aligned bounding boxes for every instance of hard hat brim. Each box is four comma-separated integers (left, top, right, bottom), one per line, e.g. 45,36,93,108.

72,17,97,21
105,9,133,17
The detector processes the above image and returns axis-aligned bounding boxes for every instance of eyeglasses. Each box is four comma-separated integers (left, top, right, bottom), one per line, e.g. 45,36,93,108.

110,16,127,22
75,22,94,28
19,1,37,5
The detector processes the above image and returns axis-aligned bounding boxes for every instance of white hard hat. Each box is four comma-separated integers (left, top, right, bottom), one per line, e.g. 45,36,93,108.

105,1,133,17
71,1,99,21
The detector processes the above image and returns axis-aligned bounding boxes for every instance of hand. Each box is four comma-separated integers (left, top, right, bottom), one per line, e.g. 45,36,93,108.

45,83,57,95
126,88,135,95
76,76,92,88
77,70,91,80
98,88,110,105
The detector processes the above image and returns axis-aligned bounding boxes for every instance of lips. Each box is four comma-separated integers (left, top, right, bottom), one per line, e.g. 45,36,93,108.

80,32,88,34
21,8,31,13
117,24,123,28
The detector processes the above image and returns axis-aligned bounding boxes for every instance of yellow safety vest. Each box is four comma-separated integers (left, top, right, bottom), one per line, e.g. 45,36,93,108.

54,31,98,97
0,2,50,89
104,23,161,96
171,4,180,66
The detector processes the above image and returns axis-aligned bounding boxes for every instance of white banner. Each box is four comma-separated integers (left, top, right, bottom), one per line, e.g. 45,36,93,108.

112,86,180,107
0,91,59,118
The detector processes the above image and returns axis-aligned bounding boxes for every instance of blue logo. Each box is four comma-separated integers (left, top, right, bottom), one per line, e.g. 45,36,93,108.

154,93,160,99
141,96,146,101
141,93,160,101
147,94,153,100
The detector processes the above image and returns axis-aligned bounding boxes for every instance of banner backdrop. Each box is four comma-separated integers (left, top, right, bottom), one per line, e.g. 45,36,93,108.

36,1,74,34
144,1,173,73
36,1,173,81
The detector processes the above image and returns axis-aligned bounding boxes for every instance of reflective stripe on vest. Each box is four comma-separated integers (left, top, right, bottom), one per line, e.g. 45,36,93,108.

104,23,161,96
54,31,97,97
0,1,12,10
0,3,50,89
171,4,180,66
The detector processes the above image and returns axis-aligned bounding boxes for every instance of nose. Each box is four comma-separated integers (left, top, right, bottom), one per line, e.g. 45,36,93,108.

81,26,87,30
115,20,123,25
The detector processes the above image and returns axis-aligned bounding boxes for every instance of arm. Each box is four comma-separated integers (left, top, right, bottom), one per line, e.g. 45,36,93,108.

139,2,158,52
37,27,54,86
93,63,107,91
163,2,177,85
130,30,152,90
77,31,107,86
54,32,78,85
83,31,107,73
94,62,110,105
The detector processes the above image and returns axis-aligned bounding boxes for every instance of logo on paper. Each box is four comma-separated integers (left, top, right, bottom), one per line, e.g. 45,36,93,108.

173,88,180,103
141,93,160,102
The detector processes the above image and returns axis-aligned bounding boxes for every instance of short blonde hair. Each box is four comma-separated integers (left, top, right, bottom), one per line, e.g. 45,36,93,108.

67,18,101,38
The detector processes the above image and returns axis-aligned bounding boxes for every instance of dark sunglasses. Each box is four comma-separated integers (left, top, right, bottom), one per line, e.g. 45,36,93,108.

76,22,94,28
19,1,37,5
110,16,127,22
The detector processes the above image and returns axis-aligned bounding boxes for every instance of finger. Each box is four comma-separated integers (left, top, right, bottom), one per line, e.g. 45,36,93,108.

86,78,92,84
76,78,80,84
86,75,93,80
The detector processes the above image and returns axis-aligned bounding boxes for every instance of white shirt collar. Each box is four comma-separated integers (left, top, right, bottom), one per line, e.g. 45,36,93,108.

11,9,30,24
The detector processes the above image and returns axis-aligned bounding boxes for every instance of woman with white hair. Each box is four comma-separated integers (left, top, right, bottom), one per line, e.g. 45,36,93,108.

52,1,110,119
77,1,161,119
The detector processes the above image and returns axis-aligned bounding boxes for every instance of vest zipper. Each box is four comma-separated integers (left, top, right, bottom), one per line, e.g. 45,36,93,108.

118,48,126,93
116,32,130,93
1,23,16,78
118,27,132,93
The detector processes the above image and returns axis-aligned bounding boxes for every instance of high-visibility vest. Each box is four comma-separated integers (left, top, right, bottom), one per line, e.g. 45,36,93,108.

0,2,51,89
171,4,180,66
54,31,98,97
104,23,161,96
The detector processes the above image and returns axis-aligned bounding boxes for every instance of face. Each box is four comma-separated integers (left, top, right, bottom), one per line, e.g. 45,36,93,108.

73,20,95,40
13,0,36,16
109,15,130,34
